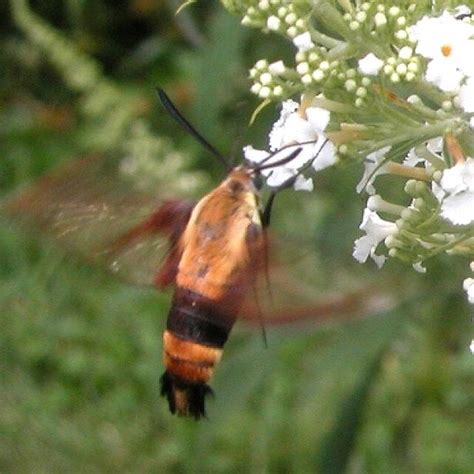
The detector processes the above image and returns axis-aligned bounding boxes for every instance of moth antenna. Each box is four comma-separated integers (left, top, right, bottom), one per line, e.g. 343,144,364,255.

259,138,330,225
156,88,231,170
246,140,319,170
268,138,330,193
252,147,303,172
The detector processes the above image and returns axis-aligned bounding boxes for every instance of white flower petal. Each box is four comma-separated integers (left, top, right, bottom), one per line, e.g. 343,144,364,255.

404,148,424,167
353,236,387,268
283,114,319,144
426,137,443,155
293,175,314,192
290,144,319,169
425,59,464,92
409,12,474,92
267,16,281,31
358,53,384,75
457,41,474,77
268,100,299,150
440,193,474,225
399,46,413,60
305,107,330,132
370,248,387,269
293,32,315,52
353,235,374,263
266,166,295,187
437,158,474,225
243,145,269,164
440,157,474,193
431,181,445,202
459,77,474,113
268,60,286,75
269,102,329,150
246,99,336,191
463,277,474,304
353,208,397,266
312,140,336,171
413,262,427,273
356,146,391,194
455,5,472,17
409,12,474,59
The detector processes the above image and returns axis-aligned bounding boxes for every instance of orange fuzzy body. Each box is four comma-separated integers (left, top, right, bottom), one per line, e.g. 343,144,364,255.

161,167,266,418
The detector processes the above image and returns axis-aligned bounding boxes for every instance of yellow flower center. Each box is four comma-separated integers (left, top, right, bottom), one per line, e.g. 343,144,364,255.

441,44,453,57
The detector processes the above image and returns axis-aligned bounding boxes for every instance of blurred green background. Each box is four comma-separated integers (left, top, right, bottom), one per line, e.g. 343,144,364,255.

1,1,473,472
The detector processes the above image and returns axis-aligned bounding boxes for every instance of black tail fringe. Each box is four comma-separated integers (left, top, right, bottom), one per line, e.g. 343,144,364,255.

160,371,214,420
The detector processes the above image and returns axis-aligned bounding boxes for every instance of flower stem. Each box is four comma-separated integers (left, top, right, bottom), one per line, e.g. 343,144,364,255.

309,26,344,50
425,232,474,259
414,144,446,169
386,162,430,182
364,119,456,155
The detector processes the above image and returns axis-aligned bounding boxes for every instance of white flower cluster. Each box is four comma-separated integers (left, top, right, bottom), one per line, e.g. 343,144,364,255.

358,48,420,84
249,59,288,99
242,0,310,38
244,1,430,102
354,139,474,269
437,157,474,225
244,98,336,190
409,11,474,93
225,1,474,330
358,9,474,109
292,32,341,87
351,4,421,84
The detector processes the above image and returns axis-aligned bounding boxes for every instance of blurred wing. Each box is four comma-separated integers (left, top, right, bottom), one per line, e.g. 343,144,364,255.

4,155,195,287
240,235,388,328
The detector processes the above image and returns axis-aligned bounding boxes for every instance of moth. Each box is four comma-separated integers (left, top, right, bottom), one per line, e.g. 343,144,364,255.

5,90,366,419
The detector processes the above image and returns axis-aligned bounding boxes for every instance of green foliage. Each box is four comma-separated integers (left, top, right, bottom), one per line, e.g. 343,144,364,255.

1,1,473,472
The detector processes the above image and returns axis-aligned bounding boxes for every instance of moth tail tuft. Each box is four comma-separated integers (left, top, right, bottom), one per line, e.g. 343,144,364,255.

160,371,213,420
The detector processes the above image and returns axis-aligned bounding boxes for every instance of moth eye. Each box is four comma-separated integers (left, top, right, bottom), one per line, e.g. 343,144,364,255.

227,179,244,194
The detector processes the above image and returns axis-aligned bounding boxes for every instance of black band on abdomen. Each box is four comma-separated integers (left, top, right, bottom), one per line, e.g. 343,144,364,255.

166,288,236,348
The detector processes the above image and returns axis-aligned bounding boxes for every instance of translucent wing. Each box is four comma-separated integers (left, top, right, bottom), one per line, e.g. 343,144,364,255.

237,239,382,329
239,188,392,328
4,155,387,322
4,155,195,287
